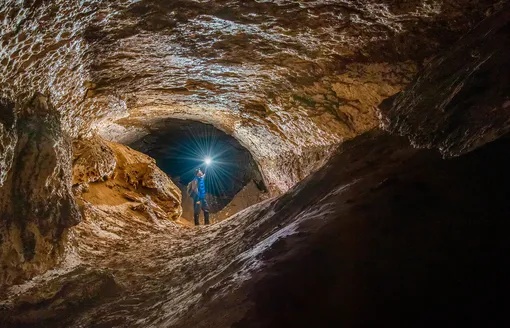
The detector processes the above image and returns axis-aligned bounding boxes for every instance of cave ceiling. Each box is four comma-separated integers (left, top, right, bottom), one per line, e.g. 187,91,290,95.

0,0,504,192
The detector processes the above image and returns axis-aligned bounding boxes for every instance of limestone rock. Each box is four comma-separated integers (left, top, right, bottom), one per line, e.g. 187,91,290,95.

72,135,116,184
130,200,168,222
380,3,510,157
72,137,182,221
0,0,507,298
0,98,17,187
210,181,270,223
0,267,120,326
1,0,501,193
122,191,144,203
0,94,81,287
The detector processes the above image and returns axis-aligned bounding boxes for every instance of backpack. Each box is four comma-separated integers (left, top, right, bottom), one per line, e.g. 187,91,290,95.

187,179,198,197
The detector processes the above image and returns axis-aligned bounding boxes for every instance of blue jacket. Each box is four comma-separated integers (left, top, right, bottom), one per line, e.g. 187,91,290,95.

195,175,206,199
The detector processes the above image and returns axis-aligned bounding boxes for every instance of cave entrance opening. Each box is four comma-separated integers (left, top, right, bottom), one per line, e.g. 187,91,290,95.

128,118,268,224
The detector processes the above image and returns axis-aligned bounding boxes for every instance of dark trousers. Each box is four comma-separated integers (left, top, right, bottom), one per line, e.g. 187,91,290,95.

193,197,210,225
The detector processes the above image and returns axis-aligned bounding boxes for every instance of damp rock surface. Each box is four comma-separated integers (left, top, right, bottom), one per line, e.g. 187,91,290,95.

2,130,510,327
1,1,510,326
1,0,503,192
380,2,510,156
0,95,81,287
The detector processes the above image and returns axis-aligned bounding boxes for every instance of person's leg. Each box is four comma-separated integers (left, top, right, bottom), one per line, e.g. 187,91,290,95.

201,198,210,225
193,199,201,226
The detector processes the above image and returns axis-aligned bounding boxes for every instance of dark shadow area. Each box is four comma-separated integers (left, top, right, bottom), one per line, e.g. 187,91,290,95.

128,119,267,213
165,130,510,328
228,131,510,327
2,130,509,328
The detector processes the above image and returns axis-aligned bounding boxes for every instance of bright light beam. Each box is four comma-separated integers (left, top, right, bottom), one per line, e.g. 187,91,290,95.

204,157,212,166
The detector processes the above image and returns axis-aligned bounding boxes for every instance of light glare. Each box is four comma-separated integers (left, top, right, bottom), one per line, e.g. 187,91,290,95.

204,157,212,165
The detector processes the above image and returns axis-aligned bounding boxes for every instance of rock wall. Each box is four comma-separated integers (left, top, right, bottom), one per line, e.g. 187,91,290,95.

379,2,510,157
0,0,508,291
2,0,503,194
0,1,509,324
0,110,181,287
4,129,510,327
0,94,81,286
72,135,182,222
210,181,270,223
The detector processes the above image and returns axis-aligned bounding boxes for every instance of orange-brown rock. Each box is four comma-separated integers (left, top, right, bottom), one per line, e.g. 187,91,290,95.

72,136,182,221
72,135,116,185
0,94,81,287
1,0,502,194
1,1,510,327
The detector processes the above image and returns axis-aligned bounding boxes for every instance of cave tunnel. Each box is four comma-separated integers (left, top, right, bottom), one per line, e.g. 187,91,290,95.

1,1,510,327
128,119,268,222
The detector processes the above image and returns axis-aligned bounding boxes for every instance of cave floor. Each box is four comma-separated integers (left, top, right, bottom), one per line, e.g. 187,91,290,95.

2,130,509,327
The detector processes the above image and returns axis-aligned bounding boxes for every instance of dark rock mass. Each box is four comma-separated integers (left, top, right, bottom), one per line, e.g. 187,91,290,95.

1,0,510,327
380,2,510,156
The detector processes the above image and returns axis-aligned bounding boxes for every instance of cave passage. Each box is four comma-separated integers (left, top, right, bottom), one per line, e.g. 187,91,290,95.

129,119,267,216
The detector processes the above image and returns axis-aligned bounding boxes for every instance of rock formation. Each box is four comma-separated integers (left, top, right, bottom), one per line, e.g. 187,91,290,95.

380,2,510,156
1,0,510,327
72,135,182,222
0,94,81,286
1,0,504,192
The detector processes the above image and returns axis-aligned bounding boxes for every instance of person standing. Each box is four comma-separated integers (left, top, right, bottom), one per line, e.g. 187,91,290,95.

187,168,210,225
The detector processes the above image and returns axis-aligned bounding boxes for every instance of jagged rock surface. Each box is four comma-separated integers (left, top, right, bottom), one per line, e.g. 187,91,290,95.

1,0,504,192
1,1,510,325
72,135,116,185
0,94,81,287
72,136,183,221
2,130,510,327
380,2,510,156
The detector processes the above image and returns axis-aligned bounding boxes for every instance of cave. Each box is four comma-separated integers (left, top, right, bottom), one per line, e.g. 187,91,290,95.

127,118,268,222
1,1,510,327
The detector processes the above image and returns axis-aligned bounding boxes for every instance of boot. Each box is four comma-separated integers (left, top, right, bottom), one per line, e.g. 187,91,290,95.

194,214,200,226
204,211,210,225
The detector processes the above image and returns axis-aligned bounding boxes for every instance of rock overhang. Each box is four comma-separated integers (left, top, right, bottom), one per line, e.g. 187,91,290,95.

0,0,504,191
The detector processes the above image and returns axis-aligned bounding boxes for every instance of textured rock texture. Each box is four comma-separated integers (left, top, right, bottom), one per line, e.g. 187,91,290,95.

1,0,504,192
72,135,117,185
0,94,81,286
380,2,510,156
0,98,16,186
72,136,182,222
1,0,509,320
209,181,270,223
2,130,510,327
1,267,120,325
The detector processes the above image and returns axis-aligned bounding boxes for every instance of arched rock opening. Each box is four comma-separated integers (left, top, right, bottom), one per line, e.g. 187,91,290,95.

127,119,268,222
1,0,510,326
